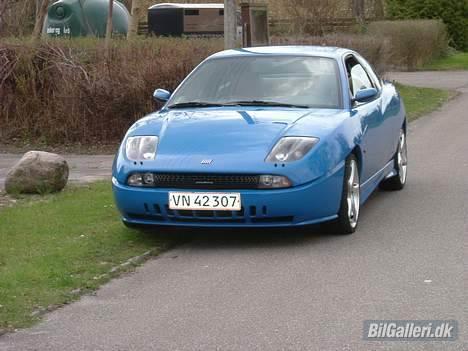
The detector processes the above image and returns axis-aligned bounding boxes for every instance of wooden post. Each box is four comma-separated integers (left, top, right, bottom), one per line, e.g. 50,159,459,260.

224,0,236,49
105,0,113,52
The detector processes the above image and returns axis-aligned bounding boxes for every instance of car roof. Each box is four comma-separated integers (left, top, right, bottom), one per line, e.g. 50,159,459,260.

208,46,353,60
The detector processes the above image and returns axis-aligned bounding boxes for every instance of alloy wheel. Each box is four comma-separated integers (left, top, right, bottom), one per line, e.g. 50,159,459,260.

347,159,360,228
398,131,408,184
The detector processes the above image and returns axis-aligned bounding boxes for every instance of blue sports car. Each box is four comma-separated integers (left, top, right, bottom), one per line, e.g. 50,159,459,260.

112,46,407,234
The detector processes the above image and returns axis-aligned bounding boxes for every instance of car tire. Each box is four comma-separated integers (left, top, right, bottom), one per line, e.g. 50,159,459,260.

329,154,360,235
379,128,408,191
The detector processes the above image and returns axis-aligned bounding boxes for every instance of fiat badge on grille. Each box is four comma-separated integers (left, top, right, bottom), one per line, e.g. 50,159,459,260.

201,159,213,165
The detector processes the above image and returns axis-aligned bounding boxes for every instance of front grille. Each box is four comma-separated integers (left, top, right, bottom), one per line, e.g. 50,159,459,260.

150,173,260,189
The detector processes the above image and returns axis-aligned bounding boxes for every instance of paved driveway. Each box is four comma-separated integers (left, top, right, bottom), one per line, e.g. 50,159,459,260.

1,71,467,351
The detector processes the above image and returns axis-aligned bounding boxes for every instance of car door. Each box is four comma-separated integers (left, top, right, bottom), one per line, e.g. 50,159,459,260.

356,55,399,164
345,55,384,182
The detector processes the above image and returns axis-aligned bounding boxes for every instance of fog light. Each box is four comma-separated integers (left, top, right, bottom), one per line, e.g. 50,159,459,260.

143,173,155,185
127,173,144,186
258,175,291,189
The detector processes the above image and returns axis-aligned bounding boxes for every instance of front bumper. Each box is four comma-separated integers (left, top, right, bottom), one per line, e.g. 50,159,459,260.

112,165,345,228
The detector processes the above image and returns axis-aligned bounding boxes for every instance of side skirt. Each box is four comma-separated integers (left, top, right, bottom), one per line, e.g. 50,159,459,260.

360,160,395,204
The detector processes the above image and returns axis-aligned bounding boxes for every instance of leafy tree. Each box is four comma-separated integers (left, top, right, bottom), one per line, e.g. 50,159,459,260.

386,0,468,51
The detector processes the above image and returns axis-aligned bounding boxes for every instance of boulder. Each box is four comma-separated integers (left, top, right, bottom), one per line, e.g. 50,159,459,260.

5,151,69,194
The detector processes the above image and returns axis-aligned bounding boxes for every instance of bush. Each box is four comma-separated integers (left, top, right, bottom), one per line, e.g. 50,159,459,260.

368,20,448,69
273,19,448,71
386,0,468,51
0,38,223,145
272,34,391,73
0,23,448,145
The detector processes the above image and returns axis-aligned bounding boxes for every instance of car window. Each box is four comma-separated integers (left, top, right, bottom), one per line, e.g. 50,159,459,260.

168,56,342,109
350,64,373,94
356,55,382,90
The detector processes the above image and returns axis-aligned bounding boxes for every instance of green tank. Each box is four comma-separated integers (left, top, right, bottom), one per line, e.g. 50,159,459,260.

44,0,130,37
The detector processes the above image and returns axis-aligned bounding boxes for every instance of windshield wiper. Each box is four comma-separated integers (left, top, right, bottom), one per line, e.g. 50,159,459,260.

167,101,224,109
223,100,310,109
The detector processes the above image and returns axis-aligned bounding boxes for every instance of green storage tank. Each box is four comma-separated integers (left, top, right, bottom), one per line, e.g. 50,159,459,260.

44,0,130,37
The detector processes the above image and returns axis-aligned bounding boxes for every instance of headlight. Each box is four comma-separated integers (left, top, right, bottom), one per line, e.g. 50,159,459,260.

266,137,319,163
125,136,159,161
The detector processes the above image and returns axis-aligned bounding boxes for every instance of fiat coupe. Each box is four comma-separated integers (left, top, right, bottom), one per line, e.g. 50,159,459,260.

112,46,407,234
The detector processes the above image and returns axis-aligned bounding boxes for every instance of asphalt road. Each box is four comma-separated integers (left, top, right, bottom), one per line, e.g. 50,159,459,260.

1,72,467,351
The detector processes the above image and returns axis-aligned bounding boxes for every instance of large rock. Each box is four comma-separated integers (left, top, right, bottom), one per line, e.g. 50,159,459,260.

5,151,69,194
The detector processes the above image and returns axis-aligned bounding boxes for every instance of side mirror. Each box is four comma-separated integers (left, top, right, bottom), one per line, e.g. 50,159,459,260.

353,87,378,104
153,89,171,103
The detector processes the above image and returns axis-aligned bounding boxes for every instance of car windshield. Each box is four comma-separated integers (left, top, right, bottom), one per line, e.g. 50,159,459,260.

168,56,342,109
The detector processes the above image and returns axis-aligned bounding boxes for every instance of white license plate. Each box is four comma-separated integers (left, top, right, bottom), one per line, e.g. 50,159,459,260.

168,192,241,211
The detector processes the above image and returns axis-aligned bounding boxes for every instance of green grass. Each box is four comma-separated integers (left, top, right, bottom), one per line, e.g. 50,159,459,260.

424,52,468,70
0,182,173,330
397,83,454,121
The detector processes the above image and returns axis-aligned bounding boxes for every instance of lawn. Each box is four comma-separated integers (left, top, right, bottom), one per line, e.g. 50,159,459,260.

0,83,452,332
424,52,468,70
397,83,454,121
0,182,174,331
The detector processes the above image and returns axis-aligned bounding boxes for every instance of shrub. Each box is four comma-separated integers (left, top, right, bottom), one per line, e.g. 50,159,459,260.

367,20,448,69
273,19,448,71
385,0,468,51
271,34,391,73
0,38,223,145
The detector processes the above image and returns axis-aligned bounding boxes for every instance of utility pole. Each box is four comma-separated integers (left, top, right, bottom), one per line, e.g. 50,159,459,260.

224,0,236,49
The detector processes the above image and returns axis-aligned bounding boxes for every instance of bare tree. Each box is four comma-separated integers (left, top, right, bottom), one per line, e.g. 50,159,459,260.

105,0,113,53
352,0,365,23
31,0,49,41
0,0,8,33
374,0,385,19
127,0,142,39
285,0,340,35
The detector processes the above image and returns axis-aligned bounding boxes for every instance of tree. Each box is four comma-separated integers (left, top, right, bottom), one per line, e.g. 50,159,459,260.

105,0,113,52
31,0,49,41
352,0,365,23
374,0,385,19
285,0,340,35
127,0,142,39
0,0,7,33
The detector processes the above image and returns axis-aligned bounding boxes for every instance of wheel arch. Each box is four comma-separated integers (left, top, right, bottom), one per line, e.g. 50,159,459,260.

350,145,363,176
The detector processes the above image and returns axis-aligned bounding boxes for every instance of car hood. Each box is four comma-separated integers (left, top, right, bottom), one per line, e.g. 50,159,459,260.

120,107,349,176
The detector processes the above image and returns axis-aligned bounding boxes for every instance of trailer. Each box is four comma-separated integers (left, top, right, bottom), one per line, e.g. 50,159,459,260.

148,3,224,36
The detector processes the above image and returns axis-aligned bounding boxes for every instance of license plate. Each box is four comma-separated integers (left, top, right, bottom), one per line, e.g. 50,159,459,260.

168,192,241,211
